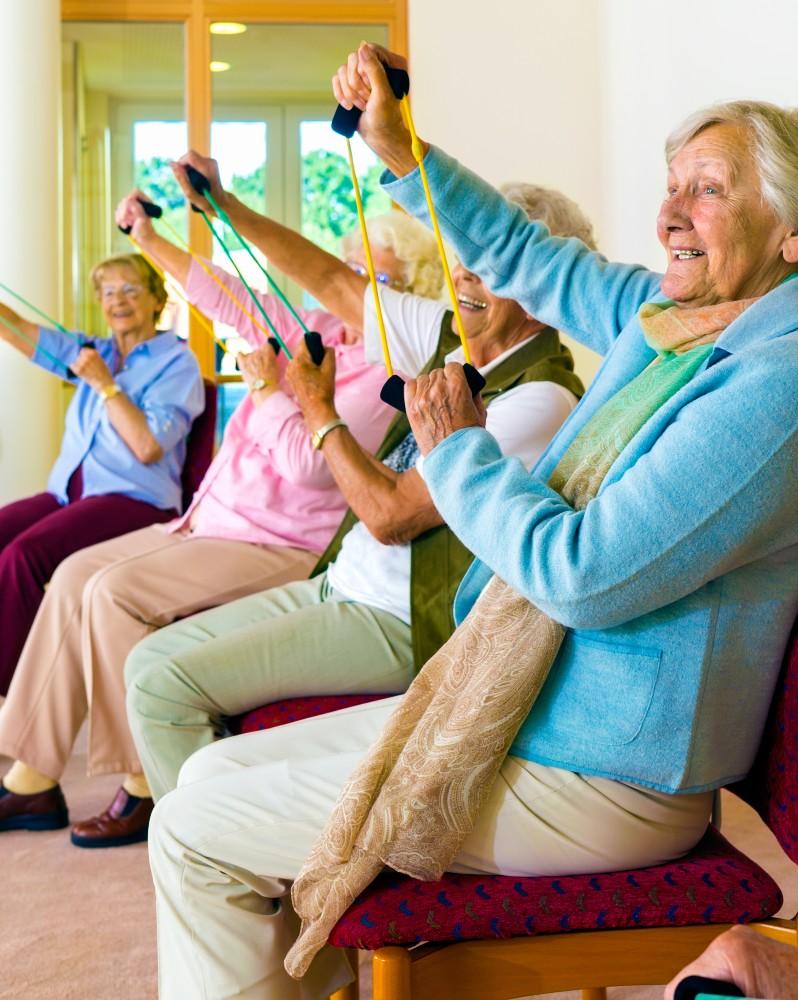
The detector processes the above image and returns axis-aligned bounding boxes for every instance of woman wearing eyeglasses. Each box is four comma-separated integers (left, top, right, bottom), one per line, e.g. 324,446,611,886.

0,253,204,694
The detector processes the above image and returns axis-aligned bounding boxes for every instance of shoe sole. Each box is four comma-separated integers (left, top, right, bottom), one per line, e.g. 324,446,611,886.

70,827,150,849
0,813,69,832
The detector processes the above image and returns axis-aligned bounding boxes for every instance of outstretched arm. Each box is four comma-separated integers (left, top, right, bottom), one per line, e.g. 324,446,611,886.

115,191,192,285
171,152,369,332
0,302,38,359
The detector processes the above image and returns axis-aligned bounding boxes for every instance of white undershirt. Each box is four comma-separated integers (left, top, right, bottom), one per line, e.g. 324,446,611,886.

327,286,577,625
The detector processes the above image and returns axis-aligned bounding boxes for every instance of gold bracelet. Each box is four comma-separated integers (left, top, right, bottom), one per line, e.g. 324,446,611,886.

311,418,347,450
99,382,123,402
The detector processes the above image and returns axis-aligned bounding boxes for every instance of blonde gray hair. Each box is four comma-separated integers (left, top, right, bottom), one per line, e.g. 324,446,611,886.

90,252,168,322
500,182,597,250
665,100,798,230
340,211,444,300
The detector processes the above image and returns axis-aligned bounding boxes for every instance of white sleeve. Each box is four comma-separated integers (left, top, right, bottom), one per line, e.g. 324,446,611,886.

362,285,449,378
482,382,577,469
416,381,577,479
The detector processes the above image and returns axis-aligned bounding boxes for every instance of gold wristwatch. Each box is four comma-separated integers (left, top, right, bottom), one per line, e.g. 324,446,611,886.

311,418,347,450
249,377,270,393
99,382,123,402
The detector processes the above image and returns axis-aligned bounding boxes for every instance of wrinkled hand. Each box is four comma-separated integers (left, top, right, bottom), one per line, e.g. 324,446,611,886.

406,363,487,455
171,150,230,218
665,926,798,1000
332,42,413,165
285,339,338,427
115,189,157,244
237,342,280,390
71,347,114,393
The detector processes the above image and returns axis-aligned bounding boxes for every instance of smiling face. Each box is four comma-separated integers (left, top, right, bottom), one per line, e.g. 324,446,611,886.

657,123,795,307
453,263,532,342
98,264,160,339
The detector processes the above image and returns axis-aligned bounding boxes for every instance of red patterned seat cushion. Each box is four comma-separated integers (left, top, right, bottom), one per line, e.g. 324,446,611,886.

230,694,389,735
329,827,781,950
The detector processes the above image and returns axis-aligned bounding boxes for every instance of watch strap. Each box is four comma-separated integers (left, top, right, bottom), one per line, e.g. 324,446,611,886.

311,418,347,450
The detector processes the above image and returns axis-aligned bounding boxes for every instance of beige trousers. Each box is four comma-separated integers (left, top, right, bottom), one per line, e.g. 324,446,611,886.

0,525,317,780
150,696,713,1000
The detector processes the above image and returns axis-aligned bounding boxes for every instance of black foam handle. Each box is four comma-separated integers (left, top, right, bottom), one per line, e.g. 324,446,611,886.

304,331,325,366
674,976,745,1000
331,64,410,138
380,362,485,414
185,165,211,197
268,337,280,356
118,198,163,235
379,373,407,411
462,363,486,397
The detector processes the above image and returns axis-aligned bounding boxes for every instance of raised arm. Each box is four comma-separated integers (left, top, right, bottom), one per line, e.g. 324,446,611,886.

0,302,39,359
333,43,662,354
116,191,192,286
171,152,369,332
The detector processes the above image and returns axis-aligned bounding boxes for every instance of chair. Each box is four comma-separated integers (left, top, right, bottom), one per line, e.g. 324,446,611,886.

326,625,798,999
180,378,217,511
231,694,391,736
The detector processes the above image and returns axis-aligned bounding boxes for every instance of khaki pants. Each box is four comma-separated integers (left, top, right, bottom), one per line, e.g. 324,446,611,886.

0,525,317,780
150,697,713,1000
125,575,415,800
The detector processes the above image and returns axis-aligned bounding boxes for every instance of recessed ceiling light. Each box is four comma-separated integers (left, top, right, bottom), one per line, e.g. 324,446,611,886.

210,22,247,35
210,61,231,73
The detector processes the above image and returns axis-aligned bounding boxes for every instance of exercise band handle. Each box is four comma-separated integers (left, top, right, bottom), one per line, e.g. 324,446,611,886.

331,64,410,138
380,362,486,414
304,331,325,366
674,976,745,1000
268,337,280,355
118,198,163,235
186,165,212,209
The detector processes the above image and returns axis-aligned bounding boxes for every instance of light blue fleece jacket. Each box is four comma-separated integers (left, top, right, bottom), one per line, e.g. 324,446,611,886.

384,147,798,794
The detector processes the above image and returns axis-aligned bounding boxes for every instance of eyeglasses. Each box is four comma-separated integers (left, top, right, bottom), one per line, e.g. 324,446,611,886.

346,261,404,290
100,283,145,302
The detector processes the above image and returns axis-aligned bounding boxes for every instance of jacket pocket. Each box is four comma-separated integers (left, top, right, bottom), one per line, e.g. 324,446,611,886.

535,632,662,746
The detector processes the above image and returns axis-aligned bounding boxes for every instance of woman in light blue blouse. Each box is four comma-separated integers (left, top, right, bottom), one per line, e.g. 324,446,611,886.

0,252,204,693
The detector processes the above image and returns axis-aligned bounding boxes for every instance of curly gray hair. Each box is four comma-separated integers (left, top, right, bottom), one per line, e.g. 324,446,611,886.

340,211,444,300
499,182,597,250
665,100,798,230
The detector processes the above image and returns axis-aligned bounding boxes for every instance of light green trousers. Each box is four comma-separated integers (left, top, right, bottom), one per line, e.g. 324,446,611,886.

124,573,414,800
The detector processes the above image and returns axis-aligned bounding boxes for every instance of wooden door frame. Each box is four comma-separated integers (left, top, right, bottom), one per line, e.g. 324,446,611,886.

61,0,408,375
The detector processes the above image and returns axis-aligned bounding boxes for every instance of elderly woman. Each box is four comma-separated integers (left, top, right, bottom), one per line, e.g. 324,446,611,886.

0,255,203,695
141,46,798,1000
0,189,445,847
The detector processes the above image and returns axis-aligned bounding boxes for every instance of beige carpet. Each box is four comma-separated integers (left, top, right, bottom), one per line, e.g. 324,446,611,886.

0,752,795,1000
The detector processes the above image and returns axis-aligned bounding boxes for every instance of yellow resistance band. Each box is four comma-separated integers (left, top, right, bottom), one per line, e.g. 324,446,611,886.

158,217,276,346
400,96,473,367
125,235,233,356
345,138,394,378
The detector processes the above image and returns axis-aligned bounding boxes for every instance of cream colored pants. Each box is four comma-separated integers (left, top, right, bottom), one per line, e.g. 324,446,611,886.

0,525,317,780
150,697,713,1000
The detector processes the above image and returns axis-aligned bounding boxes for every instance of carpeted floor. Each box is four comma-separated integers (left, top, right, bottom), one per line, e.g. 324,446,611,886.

1,751,796,1000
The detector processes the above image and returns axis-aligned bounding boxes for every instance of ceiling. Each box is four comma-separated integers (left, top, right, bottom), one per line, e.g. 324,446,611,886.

62,21,389,103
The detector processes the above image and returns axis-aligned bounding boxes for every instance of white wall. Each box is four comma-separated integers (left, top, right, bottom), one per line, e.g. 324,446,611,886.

407,0,798,385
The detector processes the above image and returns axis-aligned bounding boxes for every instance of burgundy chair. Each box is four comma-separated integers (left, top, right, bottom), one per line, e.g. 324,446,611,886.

180,378,217,512
323,624,798,999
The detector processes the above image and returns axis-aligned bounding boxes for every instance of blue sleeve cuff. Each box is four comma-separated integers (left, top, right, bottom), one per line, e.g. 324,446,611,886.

32,327,80,378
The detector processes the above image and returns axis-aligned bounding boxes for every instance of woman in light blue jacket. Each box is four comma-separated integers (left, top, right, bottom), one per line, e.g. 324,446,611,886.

143,47,798,1000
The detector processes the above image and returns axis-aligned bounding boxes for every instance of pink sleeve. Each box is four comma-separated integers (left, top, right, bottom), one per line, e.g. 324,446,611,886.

246,390,336,489
184,258,306,352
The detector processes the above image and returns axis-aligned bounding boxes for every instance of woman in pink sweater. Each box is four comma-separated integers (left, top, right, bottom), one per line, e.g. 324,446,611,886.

0,191,442,848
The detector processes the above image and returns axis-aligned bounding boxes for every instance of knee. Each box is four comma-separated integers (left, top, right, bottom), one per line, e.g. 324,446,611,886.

177,743,226,788
48,546,98,593
148,785,197,868
125,646,180,726
124,634,169,692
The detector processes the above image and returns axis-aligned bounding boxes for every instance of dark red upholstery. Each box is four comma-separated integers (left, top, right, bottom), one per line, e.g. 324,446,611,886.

730,624,798,863
328,627,798,953
329,828,781,949
231,694,388,735
181,379,217,512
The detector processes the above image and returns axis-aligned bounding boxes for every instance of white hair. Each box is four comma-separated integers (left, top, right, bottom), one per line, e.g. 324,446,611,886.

499,182,597,249
340,210,444,299
665,100,798,230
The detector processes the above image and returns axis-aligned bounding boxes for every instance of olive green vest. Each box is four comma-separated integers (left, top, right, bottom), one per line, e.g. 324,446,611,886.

314,313,584,670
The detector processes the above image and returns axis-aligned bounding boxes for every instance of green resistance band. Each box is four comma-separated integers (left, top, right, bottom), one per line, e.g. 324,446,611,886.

191,207,293,359
0,314,73,374
0,281,81,344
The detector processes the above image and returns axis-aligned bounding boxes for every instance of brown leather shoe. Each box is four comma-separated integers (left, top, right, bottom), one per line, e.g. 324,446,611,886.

0,783,69,831
70,787,154,849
